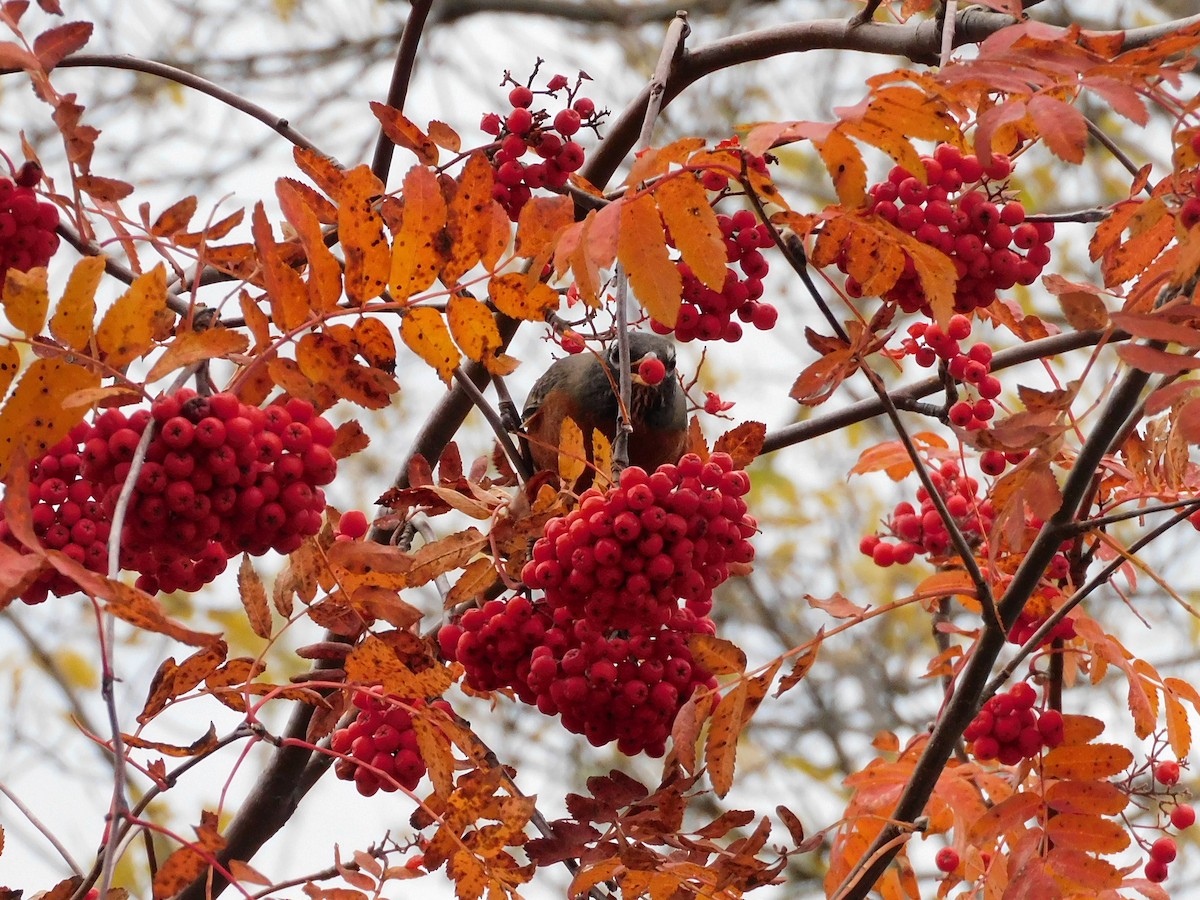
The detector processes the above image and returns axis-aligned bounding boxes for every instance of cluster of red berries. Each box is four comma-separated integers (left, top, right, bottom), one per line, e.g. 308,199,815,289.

0,422,110,603
1145,760,1194,884
1,392,338,602
481,72,602,219
651,211,778,343
331,692,452,797
860,460,993,567
899,316,1005,429
963,682,1064,765
0,164,60,283
838,144,1054,315
522,453,756,628
1007,587,1076,646
442,453,755,756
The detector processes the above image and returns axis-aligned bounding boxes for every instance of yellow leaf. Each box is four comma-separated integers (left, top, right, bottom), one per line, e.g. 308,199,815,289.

487,272,559,321
400,306,458,383
0,358,98,478
145,328,250,383
557,415,586,487
3,267,49,339
617,193,682,327
295,332,397,409
250,204,308,332
50,256,103,350
0,341,19,397
446,293,511,376
390,165,447,302
655,172,726,290
440,152,495,285
277,177,342,313
337,165,390,304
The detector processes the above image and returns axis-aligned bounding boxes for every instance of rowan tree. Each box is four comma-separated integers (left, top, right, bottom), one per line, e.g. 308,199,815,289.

2,1,1200,899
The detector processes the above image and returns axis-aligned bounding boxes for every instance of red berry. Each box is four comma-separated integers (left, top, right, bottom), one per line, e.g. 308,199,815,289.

1150,836,1178,864
1156,760,1182,785
1144,859,1169,884
508,86,534,109
339,510,369,540
637,357,666,385
1171,804,1196,829
935,847,960,873
553,108,582,136
573,97,596,117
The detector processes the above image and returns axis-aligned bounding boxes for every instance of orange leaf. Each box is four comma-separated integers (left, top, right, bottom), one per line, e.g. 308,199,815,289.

655,172,726,290
1116,344,1200,375
1165,689,1192,759
277,178,342,313
1061,714,1106,745
344,635,454,698
337,166,390,304
295,332,397,409
1045,813,1130,855
688,634,747,676
514,196,575,259
427,120,461,153
49,256,102,350
369,102,439,166
712,421,765,469
968,792,1040,843
145,328,249,383
400,307,459,383
1044,780,1128,816
816,128,867,207
352,317,396,372
1027,94,1087,164
238,556,271,640
0,358,98,478
617,193,682,328
151,810,225,900
439,152,495,285
76,174,133,202
151,195,198,236
705,681,745,798
2,267,48,338
488,272,559,321
1041,743,1134,780
251,203,308,332
1043,847,1121,893
389,165,447,302
404,527,489,587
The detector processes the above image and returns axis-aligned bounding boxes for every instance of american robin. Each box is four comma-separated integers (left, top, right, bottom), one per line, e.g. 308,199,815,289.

521,332,687,476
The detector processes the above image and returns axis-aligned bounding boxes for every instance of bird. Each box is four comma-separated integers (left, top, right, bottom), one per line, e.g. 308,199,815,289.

520,332,687,478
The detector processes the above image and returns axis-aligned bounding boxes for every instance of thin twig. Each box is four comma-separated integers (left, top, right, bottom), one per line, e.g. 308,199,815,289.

613,267,633,471
638,11,690,149
52,56,328,158
986,504,1200,695
370,0,435,183
939,2,958,67
1086,117,1153,195
0,780,84,876
451,366,531,483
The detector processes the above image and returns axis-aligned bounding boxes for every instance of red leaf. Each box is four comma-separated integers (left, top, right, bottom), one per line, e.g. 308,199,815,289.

32,20,90,69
